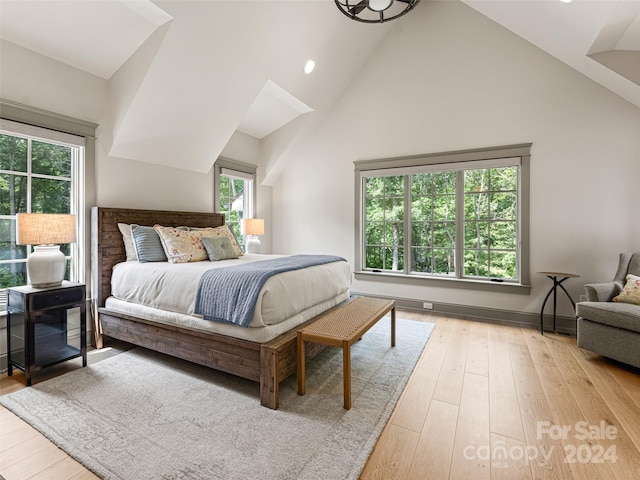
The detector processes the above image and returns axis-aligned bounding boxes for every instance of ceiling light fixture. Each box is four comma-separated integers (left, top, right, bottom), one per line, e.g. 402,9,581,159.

304,60,316,74
335,0,421,24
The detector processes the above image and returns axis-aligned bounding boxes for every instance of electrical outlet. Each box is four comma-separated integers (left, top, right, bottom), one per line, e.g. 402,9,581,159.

422,302,433,310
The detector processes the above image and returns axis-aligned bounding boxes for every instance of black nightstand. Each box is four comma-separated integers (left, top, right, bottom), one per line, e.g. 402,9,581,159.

7,281,87,386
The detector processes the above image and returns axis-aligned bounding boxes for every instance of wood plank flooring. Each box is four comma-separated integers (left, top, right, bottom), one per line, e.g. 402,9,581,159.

1,310,639,479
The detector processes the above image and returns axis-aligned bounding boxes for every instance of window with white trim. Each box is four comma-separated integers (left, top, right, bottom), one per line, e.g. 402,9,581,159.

214,158,256,252
0,120,85,307
355,144,530,287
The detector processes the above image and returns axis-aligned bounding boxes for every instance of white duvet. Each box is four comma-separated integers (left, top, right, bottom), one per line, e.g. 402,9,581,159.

110,254,352,328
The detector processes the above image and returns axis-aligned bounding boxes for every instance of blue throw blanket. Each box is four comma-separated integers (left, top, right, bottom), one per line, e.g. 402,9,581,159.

194,254,346,327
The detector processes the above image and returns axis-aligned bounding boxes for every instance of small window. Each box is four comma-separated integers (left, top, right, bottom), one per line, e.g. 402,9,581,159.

214,158,257,251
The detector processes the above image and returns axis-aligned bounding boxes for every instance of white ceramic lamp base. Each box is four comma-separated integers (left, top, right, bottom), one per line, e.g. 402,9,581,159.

27,245,66,288
245,237,261,254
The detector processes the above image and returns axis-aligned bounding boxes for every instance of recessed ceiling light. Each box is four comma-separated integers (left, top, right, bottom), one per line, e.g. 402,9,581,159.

304,60,315,74
560,0,572,3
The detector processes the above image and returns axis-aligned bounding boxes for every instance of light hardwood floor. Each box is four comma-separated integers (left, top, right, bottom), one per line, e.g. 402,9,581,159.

1,310,639,479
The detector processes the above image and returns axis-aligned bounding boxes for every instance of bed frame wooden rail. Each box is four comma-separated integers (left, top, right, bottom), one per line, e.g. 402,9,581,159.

91,207,327,409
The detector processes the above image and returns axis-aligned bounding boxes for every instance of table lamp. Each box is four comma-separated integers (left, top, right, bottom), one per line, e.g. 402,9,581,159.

16,213,76,288
242,218,264,254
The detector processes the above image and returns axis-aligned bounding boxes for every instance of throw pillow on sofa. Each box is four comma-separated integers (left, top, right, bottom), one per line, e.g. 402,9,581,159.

612,274,640,306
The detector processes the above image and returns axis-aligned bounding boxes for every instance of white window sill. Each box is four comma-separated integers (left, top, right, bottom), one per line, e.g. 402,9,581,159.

355,270,531,294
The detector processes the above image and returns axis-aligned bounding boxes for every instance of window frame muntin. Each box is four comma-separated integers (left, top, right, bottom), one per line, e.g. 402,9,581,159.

355,144,531,289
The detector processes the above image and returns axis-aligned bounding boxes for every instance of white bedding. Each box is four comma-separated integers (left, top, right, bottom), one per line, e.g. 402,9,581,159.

110,253,352,328
104,291,350,343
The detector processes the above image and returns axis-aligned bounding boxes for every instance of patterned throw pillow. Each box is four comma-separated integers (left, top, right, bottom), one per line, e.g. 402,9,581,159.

612,274,640,306
154,226,209,263
201,236,239,261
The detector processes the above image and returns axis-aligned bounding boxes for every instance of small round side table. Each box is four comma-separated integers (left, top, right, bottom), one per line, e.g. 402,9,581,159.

538,272,580,335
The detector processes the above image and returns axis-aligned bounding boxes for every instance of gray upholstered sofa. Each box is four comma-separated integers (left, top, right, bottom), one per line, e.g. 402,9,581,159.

576,252,640,369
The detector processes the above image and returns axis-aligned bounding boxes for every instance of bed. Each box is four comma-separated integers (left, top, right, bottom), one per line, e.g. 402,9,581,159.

91,207,352,409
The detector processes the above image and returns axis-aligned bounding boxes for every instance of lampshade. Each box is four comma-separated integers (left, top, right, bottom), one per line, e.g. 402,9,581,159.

335,0,421,24
16,213,77,288
17,213,77,245
242,218,264,237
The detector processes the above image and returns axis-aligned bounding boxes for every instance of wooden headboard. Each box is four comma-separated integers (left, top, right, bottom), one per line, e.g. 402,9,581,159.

91,207,225,310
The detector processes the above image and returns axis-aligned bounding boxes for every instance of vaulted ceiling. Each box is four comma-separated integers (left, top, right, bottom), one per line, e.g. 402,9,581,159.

1,0,638,180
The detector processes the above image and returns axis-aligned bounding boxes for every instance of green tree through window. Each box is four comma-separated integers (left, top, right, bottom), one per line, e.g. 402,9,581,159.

411,171,456,275
463,166,518,279
218,174,247,250
365,176,404,271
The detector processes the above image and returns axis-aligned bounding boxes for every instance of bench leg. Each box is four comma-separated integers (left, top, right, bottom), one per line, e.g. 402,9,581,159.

391,306,396,347
297,332,306,396
343,340,351,410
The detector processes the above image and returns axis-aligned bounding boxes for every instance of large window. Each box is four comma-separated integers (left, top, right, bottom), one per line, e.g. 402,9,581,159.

0,121,85,306
355,144,530,287
214,158,256,252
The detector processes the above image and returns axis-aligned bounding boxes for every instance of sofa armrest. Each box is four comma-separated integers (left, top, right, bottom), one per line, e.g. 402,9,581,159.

584,282,621,302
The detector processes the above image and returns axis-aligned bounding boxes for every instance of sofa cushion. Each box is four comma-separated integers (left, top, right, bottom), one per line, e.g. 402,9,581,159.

577,318,640,369
576,301,640,334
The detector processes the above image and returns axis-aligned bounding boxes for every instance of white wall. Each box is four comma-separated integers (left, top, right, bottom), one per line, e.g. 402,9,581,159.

271,1,640,317
94,150,215,212
0,40,107,124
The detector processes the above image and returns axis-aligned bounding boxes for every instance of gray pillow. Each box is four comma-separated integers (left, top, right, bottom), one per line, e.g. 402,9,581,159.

131,225,167,262
202,236,239,261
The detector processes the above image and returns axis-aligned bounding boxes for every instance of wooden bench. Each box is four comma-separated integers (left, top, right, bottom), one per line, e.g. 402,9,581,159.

296,297,396,409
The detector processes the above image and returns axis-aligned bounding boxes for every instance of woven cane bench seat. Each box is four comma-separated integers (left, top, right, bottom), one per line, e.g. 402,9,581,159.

297,296,396,409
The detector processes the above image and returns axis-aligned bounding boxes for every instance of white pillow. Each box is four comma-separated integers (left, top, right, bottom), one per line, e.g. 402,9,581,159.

117,223,137,261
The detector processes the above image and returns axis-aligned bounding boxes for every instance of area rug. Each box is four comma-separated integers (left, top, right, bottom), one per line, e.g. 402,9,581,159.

0,317,433,480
